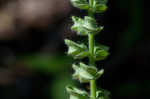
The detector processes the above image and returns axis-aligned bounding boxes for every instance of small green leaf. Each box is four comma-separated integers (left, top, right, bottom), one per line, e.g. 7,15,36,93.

72,16,89,36
94,50,109,61
79,63,97,80
83,16,104,33
72,16,103,36
72,64,94,83
65,39,87,51
92,0,108,13
66,85,89,99
95,69,104,79
93,4,107,13
74,51,89,59
64,39,89,59
96,44,109,51
71,0,89,10
93,45,109,61
96,90,111,99
72,62,103,83
80,63,97,76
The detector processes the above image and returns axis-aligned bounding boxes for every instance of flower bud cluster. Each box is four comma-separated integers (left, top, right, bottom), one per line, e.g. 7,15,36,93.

65,0,110,99
71,0,108,13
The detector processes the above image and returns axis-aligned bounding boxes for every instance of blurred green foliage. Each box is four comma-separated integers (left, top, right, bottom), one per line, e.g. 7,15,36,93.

19,54,74,99
21,54,73,74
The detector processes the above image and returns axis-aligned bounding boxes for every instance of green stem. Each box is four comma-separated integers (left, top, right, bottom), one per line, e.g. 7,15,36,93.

88,1,96,99
89,34,95,65
90,80,96,99
89,0,93,7
88,0,94,17
89,34,96,99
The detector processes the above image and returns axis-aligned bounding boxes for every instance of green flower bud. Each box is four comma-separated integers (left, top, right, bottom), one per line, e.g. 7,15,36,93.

92,0,108,13
71,0,89,10
64,39,89,59
66,85,89,99
93,45,109,61
83,16,104,33
96,90,111,99
72,62,104,83
72,16,103,36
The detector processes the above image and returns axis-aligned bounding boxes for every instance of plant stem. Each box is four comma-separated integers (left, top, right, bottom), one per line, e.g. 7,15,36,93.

90,80,96,99
89,0,93,7
88,0,94,17
89,34,95,65
88,0,96,99
88,13,96,99
89,33,96,99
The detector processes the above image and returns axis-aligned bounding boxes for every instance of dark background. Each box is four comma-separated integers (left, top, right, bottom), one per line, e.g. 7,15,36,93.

0,0,147,99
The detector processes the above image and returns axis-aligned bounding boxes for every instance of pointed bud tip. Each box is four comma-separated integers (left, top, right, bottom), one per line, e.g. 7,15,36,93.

97,69,104,76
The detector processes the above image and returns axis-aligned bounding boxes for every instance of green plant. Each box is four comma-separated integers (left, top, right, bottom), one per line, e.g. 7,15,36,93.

65,0,110,99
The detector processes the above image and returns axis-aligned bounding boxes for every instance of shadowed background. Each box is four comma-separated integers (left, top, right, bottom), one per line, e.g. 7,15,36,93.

0,0,147,99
